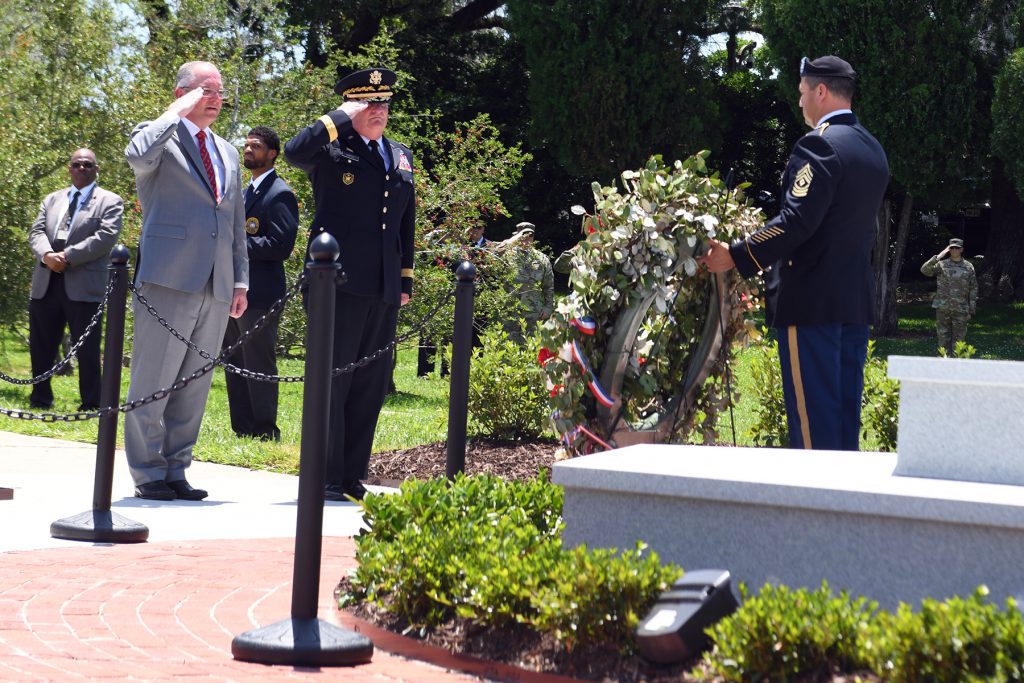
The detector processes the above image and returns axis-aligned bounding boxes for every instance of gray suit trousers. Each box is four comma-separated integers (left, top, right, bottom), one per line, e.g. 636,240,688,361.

124,281,229,485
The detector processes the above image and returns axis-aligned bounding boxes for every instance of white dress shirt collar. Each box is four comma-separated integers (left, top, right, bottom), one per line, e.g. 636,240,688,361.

816,108,853,127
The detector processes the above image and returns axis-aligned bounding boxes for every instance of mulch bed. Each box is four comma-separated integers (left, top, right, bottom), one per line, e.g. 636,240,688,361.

367,437,563,485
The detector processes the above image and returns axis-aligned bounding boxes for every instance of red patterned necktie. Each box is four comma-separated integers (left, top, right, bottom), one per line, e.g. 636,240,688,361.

195,130,220,203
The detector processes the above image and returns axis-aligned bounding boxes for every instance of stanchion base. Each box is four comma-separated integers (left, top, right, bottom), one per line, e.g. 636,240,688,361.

232,617,374,666
50,509,149,543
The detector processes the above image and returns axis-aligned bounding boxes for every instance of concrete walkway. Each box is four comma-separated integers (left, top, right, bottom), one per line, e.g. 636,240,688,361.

0,431,482,682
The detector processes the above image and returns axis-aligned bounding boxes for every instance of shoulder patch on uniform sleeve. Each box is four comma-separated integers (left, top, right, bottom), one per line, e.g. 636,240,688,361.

791,163,813,198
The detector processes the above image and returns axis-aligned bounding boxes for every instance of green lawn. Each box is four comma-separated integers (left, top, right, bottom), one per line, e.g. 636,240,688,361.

0,300,1021,468
0,339,449,475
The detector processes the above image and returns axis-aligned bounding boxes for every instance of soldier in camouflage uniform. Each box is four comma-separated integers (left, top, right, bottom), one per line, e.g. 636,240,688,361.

504,222,554,341
921,237,977,355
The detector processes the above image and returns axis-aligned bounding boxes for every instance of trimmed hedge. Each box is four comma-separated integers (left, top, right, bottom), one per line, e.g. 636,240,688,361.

341,473,681,653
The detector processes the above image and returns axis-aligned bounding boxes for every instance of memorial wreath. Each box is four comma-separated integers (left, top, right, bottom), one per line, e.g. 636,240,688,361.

538,152,764,454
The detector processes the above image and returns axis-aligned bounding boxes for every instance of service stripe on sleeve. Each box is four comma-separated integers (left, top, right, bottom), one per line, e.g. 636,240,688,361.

319,115,338,143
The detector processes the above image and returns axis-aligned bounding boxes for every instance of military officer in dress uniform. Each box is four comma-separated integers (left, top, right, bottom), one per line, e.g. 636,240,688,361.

701,55,890,451
921,237,977,355
284,67,414,500
222,126,298,441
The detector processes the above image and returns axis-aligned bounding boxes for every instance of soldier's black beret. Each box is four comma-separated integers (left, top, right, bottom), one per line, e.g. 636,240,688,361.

800,55,857,80
334,67,396,101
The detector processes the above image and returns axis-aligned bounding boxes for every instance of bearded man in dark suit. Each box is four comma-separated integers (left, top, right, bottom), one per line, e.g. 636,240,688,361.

222,126,298,441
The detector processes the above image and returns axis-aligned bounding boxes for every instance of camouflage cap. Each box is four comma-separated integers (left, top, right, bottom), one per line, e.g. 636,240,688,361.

949,238,964,248
513,222,535,238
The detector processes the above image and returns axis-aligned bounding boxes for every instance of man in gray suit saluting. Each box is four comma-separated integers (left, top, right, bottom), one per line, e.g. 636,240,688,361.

124,60,248,501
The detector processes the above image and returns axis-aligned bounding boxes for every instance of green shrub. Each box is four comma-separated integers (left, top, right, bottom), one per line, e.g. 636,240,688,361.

939,340,979,359
703,583,1024,682
467,325,549,439
861,340,900,452
869,587,1024,682
746,331,789,448
343,473,681,652
702,582,876,682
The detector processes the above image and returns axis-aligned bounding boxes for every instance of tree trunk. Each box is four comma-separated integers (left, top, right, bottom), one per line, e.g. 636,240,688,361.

872,198,892,326
984,158,1024,299
875,194,914,336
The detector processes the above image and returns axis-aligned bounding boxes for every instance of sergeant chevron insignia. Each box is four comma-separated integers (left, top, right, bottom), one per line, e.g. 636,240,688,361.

791,163,813,198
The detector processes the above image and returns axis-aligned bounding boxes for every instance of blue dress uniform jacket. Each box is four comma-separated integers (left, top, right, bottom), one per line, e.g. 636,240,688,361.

283,110,415,305
729,113,889,327
244,169,299,310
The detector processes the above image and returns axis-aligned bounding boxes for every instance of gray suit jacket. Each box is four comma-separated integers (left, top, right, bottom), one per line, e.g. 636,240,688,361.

125,111,248,302
28,186,124,302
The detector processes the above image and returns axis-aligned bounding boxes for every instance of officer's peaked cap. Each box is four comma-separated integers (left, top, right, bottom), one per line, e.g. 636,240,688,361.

800,55,856,80
334,67,396,101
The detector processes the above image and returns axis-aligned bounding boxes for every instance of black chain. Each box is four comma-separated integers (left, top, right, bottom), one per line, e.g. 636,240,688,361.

129,273,308,381
330,286,455,378
0,276,116,386
0,280,457,422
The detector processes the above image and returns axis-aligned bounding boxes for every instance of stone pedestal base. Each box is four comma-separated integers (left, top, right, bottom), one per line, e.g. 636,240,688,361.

554,445,1024,607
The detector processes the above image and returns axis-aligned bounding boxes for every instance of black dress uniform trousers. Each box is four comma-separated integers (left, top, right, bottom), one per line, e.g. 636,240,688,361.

327,292,399,484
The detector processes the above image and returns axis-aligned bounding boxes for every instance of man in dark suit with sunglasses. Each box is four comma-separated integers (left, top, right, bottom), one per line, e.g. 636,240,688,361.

28,148,123,411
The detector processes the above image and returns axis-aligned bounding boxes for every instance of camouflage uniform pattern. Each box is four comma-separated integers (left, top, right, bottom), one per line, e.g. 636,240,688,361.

507,246,554,339
921,255,977,354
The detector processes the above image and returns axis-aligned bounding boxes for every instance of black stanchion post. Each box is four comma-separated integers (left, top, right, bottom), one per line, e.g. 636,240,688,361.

232,233,373,666
446,261,477,480
51,245,148,543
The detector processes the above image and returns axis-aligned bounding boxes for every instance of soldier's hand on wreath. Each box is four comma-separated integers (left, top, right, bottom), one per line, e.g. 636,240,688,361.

699,238,736,273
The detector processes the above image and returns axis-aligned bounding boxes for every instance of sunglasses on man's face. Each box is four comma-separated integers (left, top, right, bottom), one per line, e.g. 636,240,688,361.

71,162,96,169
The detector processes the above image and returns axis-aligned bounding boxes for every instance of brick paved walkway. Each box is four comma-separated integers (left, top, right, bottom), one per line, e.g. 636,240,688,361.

0,536,480,682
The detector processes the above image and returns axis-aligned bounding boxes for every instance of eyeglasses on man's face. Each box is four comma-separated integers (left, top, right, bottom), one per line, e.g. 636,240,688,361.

195,87,226,99
70,161,96,169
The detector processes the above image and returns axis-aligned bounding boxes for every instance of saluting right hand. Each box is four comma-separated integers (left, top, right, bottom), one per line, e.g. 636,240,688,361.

937,246,950,259
338,100,368,119
166,86,205,119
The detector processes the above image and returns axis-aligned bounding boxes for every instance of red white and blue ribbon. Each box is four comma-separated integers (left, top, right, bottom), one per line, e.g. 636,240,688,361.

570,316,597,335
570,341,614,408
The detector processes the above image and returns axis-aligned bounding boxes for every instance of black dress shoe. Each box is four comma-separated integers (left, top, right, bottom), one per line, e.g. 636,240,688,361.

135,481,176,501
324,483,347,502
342,480,367,501
29,399,53,410
166,479,208,501
78,404,100,412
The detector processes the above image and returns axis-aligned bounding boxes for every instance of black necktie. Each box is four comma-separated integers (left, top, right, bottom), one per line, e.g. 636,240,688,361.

54,191,80,251
246,184,255,204
368,139,386,169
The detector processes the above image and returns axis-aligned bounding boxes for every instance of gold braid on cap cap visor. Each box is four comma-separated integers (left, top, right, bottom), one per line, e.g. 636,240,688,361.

343,85,394,100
